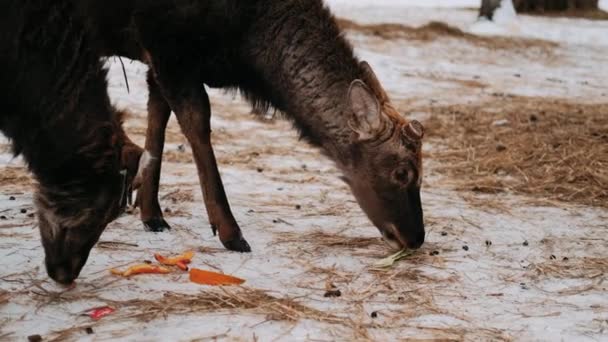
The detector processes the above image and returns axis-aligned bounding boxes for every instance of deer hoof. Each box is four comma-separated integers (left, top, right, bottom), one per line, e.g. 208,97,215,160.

143,218,171,232
222,237,251,253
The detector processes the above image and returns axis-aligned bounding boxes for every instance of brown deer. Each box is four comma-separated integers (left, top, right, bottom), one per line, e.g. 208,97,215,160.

1,0,146,284
78,0,425,252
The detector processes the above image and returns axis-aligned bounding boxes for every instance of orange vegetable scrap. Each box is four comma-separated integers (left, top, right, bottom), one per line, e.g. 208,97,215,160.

189,268,245,286
110,264,170,277
154,251,195,271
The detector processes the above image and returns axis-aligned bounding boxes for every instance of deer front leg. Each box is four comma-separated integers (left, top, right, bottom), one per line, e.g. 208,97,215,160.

166,86,251,252
136,70,172,232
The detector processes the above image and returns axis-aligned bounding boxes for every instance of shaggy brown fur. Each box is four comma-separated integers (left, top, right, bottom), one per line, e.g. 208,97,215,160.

0,0,144,284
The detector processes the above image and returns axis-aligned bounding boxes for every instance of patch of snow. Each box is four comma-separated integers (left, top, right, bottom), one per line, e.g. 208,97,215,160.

469,17,518,36
470,13,608,47
326,0,480,9
492,0,517,24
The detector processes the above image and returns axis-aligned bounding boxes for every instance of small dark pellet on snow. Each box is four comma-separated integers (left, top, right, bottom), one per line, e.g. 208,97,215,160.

323,289,341,298
9,196,16,200
0,216,6,220
371,311,378,318
441,231,448,236
462,245,469,251
27,335,42,342
563,257,569,261
523,240,529,246
257,168,264,173
85,327,94,335
20,209,27,214
430,250,439,256
295,205,301,210
485,240,492,246
550,255,556,260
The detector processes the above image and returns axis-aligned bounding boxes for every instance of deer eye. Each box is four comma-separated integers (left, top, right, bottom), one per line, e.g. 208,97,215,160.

392,168,411,186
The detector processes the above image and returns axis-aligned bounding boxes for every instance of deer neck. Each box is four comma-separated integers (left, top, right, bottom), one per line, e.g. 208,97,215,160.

249,2,364,165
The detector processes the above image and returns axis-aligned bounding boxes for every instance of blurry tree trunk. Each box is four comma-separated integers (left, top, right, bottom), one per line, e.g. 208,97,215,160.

513,0,598,11
479,0,503,19
480,0,599,19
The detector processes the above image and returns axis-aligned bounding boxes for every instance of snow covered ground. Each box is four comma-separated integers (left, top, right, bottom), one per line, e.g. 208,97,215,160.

2,1,608,341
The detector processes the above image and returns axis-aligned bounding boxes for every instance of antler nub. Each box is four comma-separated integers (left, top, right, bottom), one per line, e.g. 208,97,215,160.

403,120,424,140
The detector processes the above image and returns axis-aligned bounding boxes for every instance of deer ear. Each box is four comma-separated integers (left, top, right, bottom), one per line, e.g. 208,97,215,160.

360,61,389,104
348,80,383,140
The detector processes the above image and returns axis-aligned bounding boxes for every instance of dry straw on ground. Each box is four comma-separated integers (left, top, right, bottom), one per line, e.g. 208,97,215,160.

35,286,370,341
527,257,608,279
412,96,608,208
0,290,8,305
0,167,31,188
275,230,382,250
337,18,557,53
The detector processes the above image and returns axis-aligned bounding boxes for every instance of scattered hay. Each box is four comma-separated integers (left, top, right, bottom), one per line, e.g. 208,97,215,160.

275,230,384,252
161,188,195,203
112,287,346,324
337,18,557,53
97,241,139,251
0,290,8,306
416,97,608,208
44,287,364,341
527,257,608,279
0,166,31,188
163,150,194,163
304,265,358,285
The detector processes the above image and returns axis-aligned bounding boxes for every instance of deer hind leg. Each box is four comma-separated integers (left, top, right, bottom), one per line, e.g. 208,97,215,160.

136,70,172,232
165,85,250,252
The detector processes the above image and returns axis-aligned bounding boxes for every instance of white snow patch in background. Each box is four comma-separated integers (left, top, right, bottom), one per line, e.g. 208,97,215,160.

326,0,480,9
601,0,608,11
470,15,608,47
492,0,517,24
470,0,519,36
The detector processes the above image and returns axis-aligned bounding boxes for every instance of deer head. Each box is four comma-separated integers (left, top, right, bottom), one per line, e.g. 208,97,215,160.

340,62,425,250
37,119,150,285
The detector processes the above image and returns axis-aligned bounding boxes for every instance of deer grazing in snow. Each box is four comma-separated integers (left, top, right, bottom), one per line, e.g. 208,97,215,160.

0,0,146,284
78,0,425,252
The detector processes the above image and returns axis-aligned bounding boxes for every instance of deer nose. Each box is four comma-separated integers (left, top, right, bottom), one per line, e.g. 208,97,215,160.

47,266,77,285
406,229,425,249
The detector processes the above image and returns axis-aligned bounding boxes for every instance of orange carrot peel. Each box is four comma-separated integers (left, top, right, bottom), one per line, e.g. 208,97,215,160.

189,268,245,286
154,251,195,271
110,264,171,277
